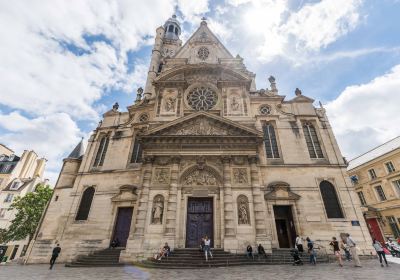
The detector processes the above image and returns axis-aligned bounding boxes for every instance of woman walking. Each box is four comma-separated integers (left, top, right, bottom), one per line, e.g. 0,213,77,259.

329,237,343,267
373,239,388,267
306,237,316,265
204,235,213,261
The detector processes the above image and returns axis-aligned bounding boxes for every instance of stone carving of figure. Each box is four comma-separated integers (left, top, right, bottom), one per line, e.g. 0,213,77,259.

164,97,176,112
231,96,240,111
234,169,247,184
151,196,164,224
184,169,217,186
156,169,169,184
238,197,250,225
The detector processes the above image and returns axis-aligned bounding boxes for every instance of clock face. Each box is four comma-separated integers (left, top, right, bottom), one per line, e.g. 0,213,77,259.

162,48,175,57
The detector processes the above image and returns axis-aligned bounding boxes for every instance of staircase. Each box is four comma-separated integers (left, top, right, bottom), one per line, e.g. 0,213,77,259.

136,247,330,269
65,248,124,267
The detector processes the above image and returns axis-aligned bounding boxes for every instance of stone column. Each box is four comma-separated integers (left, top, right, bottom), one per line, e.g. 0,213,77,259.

164,156,180,248
221,156,236,250
248,156,270,250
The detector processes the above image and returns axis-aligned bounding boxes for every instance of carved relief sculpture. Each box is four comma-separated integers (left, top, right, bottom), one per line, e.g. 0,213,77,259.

184,169,217,186
151,195,164,224
230,96,240,111
154,168,170,184
233,168,248,184
237,195,250,225
164,96,176,112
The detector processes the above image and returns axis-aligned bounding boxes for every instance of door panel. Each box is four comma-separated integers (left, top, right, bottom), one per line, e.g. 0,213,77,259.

273,205,297,248
186,198,213,248
112,207,133,247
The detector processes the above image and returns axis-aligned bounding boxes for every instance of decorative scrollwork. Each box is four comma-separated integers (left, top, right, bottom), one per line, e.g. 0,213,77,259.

187,87,218,111
183,169,217,186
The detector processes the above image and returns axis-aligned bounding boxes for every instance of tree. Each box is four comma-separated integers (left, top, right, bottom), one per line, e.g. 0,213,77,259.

2,184,53,243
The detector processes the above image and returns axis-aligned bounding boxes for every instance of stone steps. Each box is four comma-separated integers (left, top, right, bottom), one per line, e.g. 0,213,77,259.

65,248,124,268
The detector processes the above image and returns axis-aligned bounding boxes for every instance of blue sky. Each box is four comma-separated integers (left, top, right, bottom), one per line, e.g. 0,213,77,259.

1,0,400,183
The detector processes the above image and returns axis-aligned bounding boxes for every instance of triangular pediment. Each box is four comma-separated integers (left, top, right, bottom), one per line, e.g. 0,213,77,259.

173,21,233,63
143,112,263,137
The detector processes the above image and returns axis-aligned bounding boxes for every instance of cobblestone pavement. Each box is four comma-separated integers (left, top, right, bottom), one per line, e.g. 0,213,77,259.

0,260,398,280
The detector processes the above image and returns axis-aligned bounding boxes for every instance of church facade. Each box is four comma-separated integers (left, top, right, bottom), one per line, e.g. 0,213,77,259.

26,16,372,264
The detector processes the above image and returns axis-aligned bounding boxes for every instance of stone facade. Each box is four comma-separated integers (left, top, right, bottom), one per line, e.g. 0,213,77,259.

26,17,372,264
348,136,400,243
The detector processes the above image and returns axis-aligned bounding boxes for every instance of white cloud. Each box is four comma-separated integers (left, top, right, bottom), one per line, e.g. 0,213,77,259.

326,64,400,159
177,0,209,22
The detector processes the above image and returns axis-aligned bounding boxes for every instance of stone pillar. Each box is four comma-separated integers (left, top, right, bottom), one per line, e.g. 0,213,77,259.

221,156,236,250
248,156,271,251
164,156,180,247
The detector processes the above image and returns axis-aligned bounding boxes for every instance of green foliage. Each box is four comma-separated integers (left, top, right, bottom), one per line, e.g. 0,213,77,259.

2,184,53,243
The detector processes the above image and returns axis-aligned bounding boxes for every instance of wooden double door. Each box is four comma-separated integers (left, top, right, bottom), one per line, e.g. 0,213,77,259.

186,197,213,248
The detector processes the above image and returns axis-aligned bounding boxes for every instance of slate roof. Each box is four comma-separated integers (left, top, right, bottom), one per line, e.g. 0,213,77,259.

3,178,33,191
67,139,85,159
347,136,400,170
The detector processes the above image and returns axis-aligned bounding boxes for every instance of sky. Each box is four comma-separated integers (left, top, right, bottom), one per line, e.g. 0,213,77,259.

1,0,400,184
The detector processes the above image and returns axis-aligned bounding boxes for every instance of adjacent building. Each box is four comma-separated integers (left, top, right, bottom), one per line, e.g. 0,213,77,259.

348,136,400,244
0,145,47,262
26,16,372,264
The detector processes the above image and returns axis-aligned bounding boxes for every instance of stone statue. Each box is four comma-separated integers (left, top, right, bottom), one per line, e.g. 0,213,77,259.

164,97,176,112
234,169,247,184
231,96,240,111
238,196,250,225
151,196,164,224
112,102,119,111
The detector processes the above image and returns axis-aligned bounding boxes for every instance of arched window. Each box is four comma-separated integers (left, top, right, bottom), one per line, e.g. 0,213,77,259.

76,187,95,220
93,135,109,167
303,122,324,158
130,138,143,163
319,181,344,218
168,25,174,32
263,123,280,158
174,27,178,36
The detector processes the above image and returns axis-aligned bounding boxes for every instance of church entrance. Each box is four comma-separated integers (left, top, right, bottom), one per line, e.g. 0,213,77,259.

185,197,213,248
273,205,297,248
112,207,133,247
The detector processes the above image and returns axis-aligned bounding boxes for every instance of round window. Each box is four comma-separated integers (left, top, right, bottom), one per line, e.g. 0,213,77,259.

259,105,271,115
187,87,218,111
139,113,149,122
197,47,209,61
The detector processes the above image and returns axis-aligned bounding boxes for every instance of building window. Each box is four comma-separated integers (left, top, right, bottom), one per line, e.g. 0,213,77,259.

75,187,95,221
93,136,109,167
393,179,400,196
319,180,344,218
4,193,13,203
387,216,400,238
368,169,377,179
0,208,6,218
139,113,149,123
385,162,396,173
357,191,367,206
10,181,20,190
259,105,271,115
130,138,143,163
375,185,387,201
262,123,280,158
303,122,324,158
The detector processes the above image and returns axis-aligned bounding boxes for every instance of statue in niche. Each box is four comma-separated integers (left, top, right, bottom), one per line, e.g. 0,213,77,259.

230,96,240,111
234,169,247,184
155,169,169,184
238,196,250,225
164,96,176,112
151,195,164,224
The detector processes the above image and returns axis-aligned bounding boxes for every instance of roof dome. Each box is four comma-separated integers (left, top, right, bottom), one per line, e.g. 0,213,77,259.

163,15,181,40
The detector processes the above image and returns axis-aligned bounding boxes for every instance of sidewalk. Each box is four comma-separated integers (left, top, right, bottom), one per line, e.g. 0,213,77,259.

387,255,400,264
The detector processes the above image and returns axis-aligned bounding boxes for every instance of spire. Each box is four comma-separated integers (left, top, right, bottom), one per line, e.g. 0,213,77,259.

67,138,85,159
163,15,181,40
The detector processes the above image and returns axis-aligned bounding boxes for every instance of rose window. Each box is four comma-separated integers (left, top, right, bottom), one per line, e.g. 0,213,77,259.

259,105,271,115
187,87,218,111
197,47,209,61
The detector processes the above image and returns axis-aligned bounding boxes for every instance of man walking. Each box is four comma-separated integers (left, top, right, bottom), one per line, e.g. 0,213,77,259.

345,233,361,267
295,235,304,256
49,244,61,269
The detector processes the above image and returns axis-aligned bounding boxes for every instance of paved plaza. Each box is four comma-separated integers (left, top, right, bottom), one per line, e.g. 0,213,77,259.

0,259,399,280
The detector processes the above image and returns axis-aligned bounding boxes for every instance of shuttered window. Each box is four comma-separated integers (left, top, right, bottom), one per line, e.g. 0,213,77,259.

303,122,324,158
131,139,143,163
319,180,344,218
93,136,109,167
262,123,280,158
75,187,95,220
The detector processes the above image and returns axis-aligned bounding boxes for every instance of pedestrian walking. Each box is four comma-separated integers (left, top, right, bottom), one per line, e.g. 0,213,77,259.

49,243,61,269
306,237,316,265
373,239,388,267
345,233,361,267
204,235,213,261
246,245,254,260
295,235,304,256
329,237,343,267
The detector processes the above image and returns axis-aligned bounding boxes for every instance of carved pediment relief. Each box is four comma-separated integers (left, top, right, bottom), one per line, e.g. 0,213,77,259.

182,169,218,186
111,185,138,203
166,117,240,136
264,181,301,201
